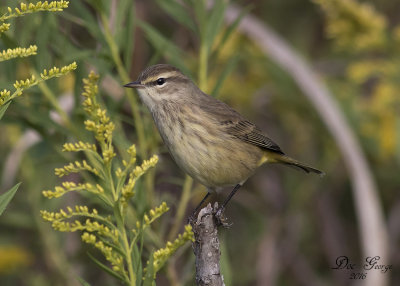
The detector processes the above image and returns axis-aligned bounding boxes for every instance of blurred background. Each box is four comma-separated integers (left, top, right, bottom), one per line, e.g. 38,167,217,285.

0,0,399,285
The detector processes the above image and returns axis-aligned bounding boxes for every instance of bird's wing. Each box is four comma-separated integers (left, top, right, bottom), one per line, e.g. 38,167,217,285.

199,94,284,154
225,119,284,154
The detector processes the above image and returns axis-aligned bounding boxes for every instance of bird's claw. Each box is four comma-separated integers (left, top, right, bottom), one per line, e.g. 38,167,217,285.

187,212,197,225
214,207,232,228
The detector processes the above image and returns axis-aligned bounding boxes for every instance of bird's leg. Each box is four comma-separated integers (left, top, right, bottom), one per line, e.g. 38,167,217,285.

188,192,211,223
215,184,242,226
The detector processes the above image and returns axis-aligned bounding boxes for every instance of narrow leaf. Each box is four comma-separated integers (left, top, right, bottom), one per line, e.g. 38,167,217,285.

138,21,192,77
87,252,126,283
205,0,227,50
76,277,91,286
156,0,196,32
122,4,135,72
211,55,239,97
132,243,143,285
218,4,252,50
0,101,11,121
0,182,21,216
143,252,155,286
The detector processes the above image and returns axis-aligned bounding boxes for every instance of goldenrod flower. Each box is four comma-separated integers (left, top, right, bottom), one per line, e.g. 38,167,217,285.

0,62,77,106
0,45,37,62
144,224,194,277
0,1,69,22
314,0,387,52
0,23,10,34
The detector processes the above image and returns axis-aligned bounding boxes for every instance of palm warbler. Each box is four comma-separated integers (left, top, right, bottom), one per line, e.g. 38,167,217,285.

124,64,323,218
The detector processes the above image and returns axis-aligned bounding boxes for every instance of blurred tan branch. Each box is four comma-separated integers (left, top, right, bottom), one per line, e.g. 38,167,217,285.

225,4,389,286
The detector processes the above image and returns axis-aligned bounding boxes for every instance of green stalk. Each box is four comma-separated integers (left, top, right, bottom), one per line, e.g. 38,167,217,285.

121,225,136,286
114,202,136,286
32,70,71,128
198,41,209,92
168,176,193,240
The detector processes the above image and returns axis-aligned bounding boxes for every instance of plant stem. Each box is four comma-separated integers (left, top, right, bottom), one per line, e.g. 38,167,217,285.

168,176,193,240
198,41,208,92
121,225,136,286
32,70,71,128
114,201,136,286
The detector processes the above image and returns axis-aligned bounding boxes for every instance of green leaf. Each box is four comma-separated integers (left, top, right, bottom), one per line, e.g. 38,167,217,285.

132,243,143,285
76,277,91,286
218,4,252,50
156,0,196,32
205,0,227,50
64,2,103,40
120,2,136,72
138,21,192,77
87,252,126,283
115,0,133,34
211,55,239,97
0,182,21,216
0,100,11,121
192,0,206,36
97,236,125,257
142,251,155,286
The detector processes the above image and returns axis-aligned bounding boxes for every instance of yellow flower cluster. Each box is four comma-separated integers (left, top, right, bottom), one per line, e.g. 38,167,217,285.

0,23,10,34
0,1,69,22
41,206,101,225
84,112,115,145
121,155,159,201
314,0,386,52
62,141,97,152
133,202,169,234
13,74,37,89
133,155,159,178
81,232,125,274
144,202,169,226
347,60,396,84
82,72,100,113
144,225,194,276
55,160,101,178
41,203,125,275
0,45,37,62
40,62,77,80
347,60,399,159
0,62,77,106
81,72,116,164
42,181,104,198
0,90,11,106
41,206,117,237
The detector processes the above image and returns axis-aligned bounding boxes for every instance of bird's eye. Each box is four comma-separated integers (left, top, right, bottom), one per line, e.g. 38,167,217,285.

156,78,166,86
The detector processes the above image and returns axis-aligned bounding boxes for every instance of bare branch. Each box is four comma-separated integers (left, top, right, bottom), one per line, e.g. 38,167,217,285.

191,203,225,286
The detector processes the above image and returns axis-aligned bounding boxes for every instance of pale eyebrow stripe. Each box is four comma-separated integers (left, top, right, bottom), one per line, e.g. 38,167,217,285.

142,71,181,84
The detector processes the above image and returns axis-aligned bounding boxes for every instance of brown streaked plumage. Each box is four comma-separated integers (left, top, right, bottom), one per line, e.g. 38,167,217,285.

124,64,323,215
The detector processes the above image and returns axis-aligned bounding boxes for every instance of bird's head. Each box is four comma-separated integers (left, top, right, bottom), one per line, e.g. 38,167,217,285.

124,64,195,110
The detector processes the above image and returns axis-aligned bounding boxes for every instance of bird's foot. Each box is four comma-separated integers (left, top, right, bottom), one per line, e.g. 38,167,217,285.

187,213,197,225
214,206,232,228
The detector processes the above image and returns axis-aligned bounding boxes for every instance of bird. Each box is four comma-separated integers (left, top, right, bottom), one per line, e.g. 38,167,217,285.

124,64,323,221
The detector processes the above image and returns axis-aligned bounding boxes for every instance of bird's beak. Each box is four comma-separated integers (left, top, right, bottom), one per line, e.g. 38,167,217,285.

123,81,145,89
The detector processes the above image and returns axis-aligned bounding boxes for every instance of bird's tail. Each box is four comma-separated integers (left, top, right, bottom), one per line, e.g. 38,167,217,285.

261,151,325,176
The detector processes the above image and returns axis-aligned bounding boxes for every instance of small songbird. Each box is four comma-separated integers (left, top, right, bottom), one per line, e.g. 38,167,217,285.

124,64,323,220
